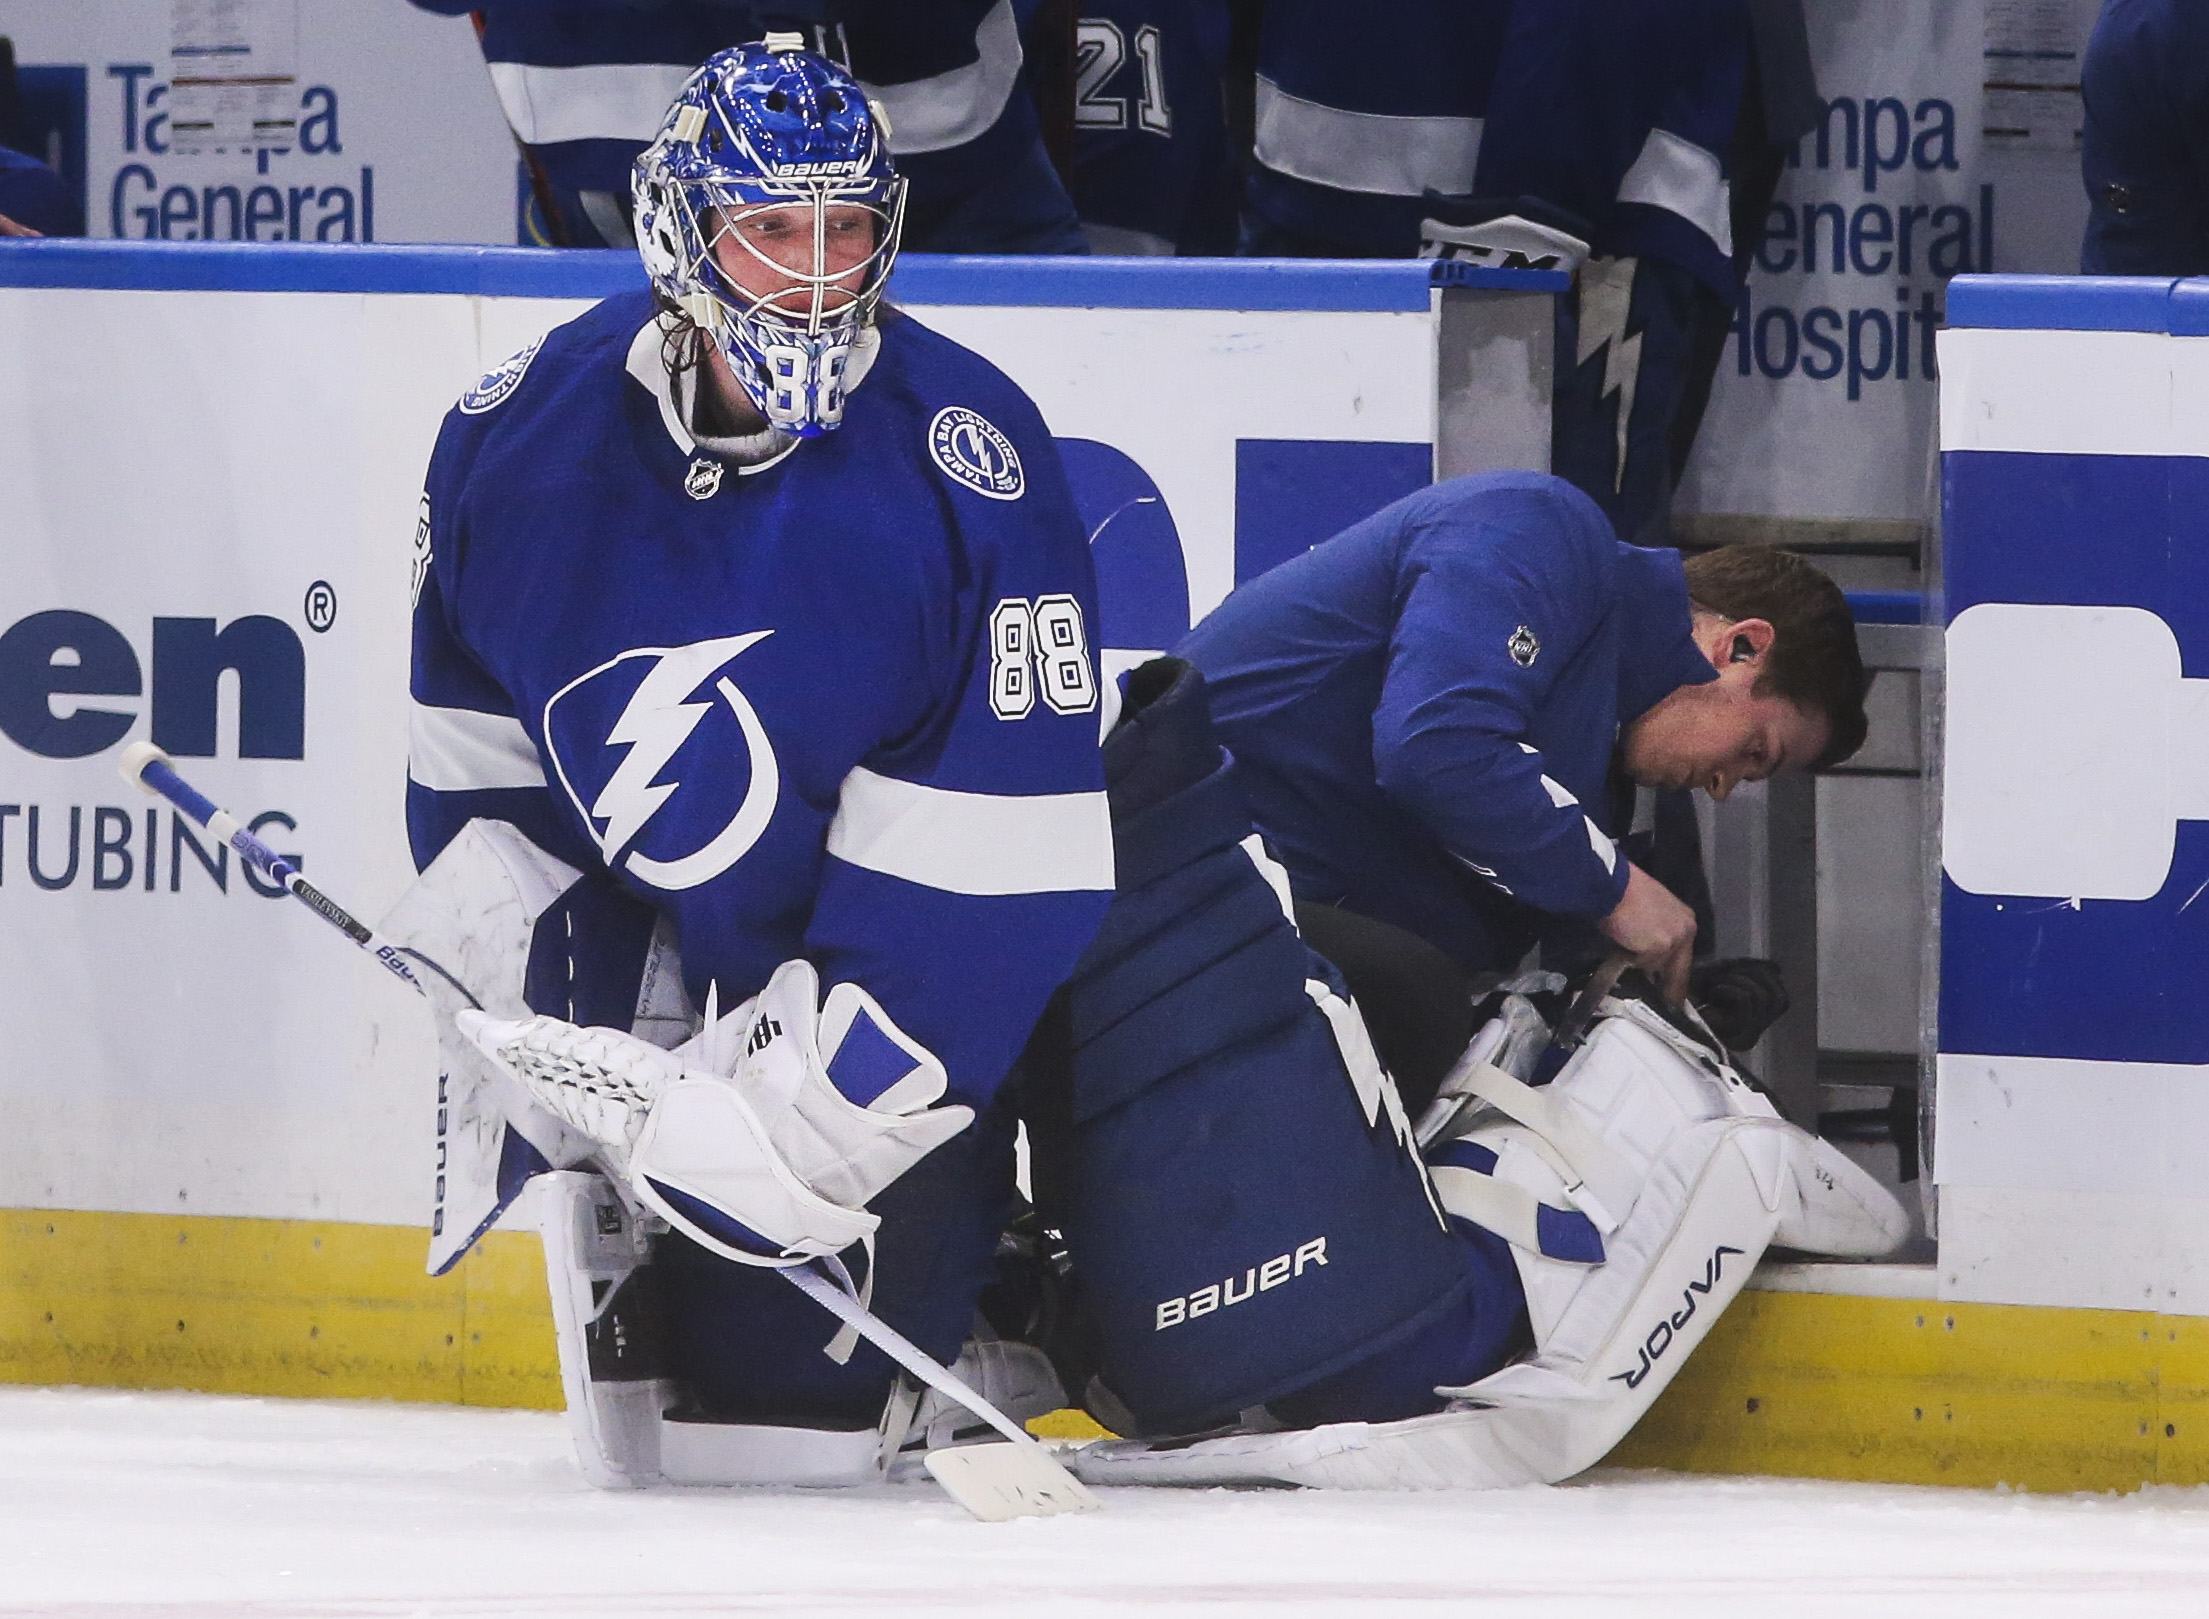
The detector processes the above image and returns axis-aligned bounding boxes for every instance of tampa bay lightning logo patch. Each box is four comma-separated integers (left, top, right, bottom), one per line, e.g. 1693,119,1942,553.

542,631,780,893
459,336,544,415
1508,625,1540,667
929,406,1024,500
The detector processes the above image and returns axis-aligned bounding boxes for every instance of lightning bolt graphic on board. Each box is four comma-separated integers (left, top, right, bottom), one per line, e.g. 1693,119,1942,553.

590,631,773,859
1576,258,1642,495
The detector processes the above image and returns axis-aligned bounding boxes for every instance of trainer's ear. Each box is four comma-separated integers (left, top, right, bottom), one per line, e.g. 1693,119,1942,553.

1726,618,1776,668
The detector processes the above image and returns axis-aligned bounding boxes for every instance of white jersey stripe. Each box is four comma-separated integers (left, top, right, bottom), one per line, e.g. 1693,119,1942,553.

486,61,695,147
409,702,547,793
827,766,1113,896
1616,127,1733,259
858,0,1024,155
487,7,1021,159
1253,75,1483,199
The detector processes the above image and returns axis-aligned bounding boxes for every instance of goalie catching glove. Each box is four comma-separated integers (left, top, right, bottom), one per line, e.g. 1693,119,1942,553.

459,959,974,1266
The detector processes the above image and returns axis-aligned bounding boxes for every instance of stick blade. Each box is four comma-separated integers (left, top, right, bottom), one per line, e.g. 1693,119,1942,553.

923,1442,1102,1521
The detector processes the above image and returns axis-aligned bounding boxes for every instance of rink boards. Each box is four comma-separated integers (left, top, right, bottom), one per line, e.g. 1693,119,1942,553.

1935,277,2209,1321
0,241,1497,1238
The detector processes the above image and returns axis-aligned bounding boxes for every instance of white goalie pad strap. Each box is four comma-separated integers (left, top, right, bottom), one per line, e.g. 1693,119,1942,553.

1440,1055,1639,1232
1428,1141,1605,1266
1415,1008,1511,1148
1414,978,1560,1146
378,818,597,1275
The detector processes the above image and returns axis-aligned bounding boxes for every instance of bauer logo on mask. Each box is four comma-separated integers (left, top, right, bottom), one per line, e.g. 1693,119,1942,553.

543,631,781,891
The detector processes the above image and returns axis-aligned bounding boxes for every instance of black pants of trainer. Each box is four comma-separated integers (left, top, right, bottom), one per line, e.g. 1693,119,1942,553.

1291,900,1477,1126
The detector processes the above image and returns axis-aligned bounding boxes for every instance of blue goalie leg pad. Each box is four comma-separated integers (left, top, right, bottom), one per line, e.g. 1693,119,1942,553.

1030,660,1480,1435
1266,1220,1531,1428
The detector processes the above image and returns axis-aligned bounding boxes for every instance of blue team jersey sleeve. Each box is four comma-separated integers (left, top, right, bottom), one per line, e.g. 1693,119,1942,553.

802,376,1114,1112
1371,481,1631,920
406,423,599,879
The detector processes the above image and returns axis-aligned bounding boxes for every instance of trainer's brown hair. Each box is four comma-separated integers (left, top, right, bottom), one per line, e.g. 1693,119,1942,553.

1682,546,1869,768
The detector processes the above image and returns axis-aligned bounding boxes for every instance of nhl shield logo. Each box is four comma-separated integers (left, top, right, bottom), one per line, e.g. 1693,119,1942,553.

1508,625,1540,667
459,336,544,415
928,406,1024,500
684,456,725,500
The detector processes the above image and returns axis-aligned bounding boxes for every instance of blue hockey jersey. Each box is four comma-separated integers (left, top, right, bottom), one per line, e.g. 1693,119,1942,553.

1068,0,1238,255
1246,0,1511,257
1177,472,1713,974
407,1,1070,250
1249,0,1751,290
409,291,1114,1111
0,143,70,237
2080,0,2209,276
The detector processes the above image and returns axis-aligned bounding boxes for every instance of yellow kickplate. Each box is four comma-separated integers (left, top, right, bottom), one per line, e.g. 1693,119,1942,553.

10,1208,2209,1494
1610,1286,2208,1492
0,1208,560,1409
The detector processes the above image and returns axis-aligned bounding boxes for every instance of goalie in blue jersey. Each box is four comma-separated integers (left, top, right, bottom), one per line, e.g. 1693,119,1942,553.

391,39,1117,1486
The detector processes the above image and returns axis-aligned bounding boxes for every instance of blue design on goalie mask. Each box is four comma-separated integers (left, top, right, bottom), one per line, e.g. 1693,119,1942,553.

632,43,906,438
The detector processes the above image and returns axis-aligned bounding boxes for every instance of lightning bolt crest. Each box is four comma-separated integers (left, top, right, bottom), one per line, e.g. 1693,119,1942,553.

1575,258,1642,495
570,631,774,860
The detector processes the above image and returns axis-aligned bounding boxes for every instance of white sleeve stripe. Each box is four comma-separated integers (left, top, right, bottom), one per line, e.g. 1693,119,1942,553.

857,0,1022,154
1584,816,1619,875
485,61,696,146
1539,773,1579,809
826,766,1114,896
1616,127,1733,259
408,702,546,793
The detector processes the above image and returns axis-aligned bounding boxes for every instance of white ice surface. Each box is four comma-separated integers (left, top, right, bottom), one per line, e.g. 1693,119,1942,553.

7,1386,2209,1617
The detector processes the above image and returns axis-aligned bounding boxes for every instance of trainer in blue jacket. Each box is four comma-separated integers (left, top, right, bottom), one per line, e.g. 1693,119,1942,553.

1179,472,1866,998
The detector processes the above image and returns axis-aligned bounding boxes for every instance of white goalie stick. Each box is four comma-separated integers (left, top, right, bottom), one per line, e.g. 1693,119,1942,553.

117,741,1099,1522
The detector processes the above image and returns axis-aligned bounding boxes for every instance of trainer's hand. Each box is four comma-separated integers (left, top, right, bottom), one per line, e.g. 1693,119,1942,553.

0,212,41,238
1599,864,1696,1003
